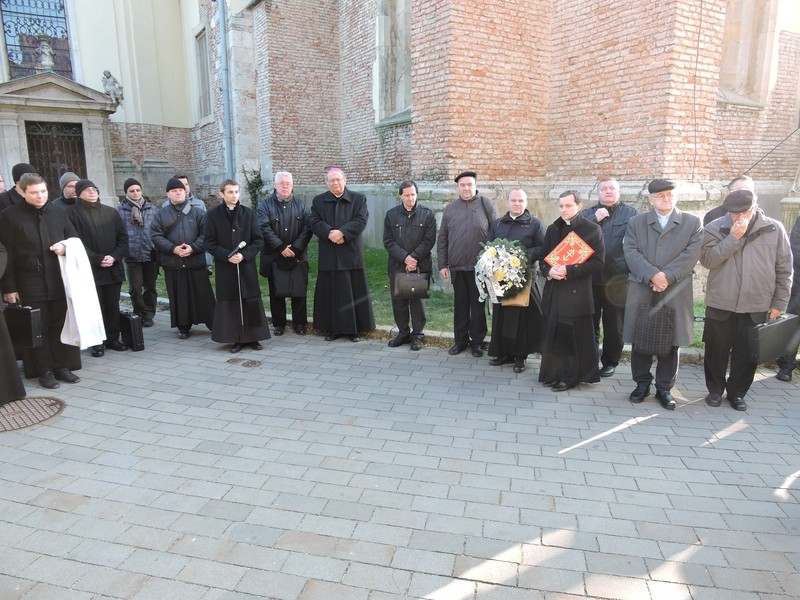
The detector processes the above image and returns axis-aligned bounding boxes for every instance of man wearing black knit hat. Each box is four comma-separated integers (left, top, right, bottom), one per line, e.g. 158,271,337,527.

0,163,37,212
68,179,129,356
117,178,158,327
700,189,791,411
150,178,215,339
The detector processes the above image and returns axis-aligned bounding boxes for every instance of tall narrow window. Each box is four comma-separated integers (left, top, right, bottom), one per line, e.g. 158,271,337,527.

377,0,412,122
0,0,73,79
196,28,211,118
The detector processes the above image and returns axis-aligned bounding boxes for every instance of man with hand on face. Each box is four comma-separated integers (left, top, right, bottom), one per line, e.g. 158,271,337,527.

623,179,703,410
383,180,437,351
308,167,375,342
538,190,604,391
437,171,499,358
68,179,129,357
150,178,215,339
700,189,791,411
52,172,80,208
581,178,637,377
0,173,80,389
206,179,269,353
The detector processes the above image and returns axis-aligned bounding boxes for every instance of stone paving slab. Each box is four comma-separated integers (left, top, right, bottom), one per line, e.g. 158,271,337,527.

1,312,799,599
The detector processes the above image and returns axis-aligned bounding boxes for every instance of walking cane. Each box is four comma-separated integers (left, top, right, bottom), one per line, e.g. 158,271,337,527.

228,241,246,342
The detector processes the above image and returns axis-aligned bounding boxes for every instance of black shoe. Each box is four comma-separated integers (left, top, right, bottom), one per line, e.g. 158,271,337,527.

91,345,105,357
448,344,467,356
513,359,526,374
230,343,242,353
776,368,793,382
250,342,263,350
39,371,60,389
599,365,615,377
728,395,747,411
551,382,572,392
489,355,514,367
274,326,285,336
542,381,556,387
655,388,676,410
410,338,422,351
293,325,306,335
106,340,128,352
178,330,190,340
387,335,410,347
324,333,340,341
629,383,651,403
350,335,361,342
470,345,484,358
54,368,80,384
142,317,154,327
704,392,722,407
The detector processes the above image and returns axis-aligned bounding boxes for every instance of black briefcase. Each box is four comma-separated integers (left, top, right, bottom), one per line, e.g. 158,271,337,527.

747,313,800,364
119,311,145,351
4,303,42,348
393,271,431,299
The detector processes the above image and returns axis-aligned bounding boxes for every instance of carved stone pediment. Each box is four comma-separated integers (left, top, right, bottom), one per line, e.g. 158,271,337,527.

0,72,117,113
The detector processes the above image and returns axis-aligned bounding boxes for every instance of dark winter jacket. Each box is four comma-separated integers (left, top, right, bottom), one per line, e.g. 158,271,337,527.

486,210,545,264
117,195,157,262
0,201,77,302
150,201,208,270
383,203,437,274
256,191,312,276
308,187,369,271
0,187,24,212
437,194,500,271
68,198,128,285
581,201,638,284
204,203,264,300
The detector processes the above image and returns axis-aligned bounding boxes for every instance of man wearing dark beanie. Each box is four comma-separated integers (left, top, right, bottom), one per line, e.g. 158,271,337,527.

67,179,130,356
117,177,158,326
150,177,215,339
52,172,80,208
0,163,37,212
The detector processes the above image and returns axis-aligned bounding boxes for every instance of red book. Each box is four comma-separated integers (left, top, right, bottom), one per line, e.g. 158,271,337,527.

544,231,595,267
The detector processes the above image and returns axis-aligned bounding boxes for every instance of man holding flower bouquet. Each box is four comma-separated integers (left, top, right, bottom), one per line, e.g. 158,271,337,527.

538,190,605,391
484,189,545,373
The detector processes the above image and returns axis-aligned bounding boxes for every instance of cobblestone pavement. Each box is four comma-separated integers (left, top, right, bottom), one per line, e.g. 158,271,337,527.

1,312,798,600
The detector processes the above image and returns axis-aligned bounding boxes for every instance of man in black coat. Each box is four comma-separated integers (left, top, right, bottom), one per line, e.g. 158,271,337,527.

0,239,26,404
0,173,80,389
206,179,269,352
0,163,37,212
308,168,375,341
383,179,437,351
581,178,637,377
256,171,312,336
68,179,129,356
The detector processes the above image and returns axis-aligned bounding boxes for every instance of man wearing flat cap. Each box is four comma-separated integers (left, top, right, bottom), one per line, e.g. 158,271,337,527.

437,170,499,357
623,179,703,409
700,188,791,411
68,179,129,356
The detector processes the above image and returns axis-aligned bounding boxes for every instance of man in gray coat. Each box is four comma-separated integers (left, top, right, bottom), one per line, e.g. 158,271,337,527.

700,189,791,410
623,179,703,409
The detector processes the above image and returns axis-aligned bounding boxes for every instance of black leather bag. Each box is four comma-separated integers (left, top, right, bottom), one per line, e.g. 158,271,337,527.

393,271,430,299
271,260,309,298
747,313,800,364
633,291,675,357
4,303,42,348
120,311,145,352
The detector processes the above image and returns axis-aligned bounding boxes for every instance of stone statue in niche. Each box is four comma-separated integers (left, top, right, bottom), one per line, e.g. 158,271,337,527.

37,40,55,72
102,70,124,106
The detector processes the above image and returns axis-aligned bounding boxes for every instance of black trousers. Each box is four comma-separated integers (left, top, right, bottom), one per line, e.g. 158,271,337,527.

389,274,426,337
28,298,70,376
592,279,628,368
267,275,307,328
96,281,122,342
126,260,158,319
703,312,758,397
631,346,679,391
451,269,487,347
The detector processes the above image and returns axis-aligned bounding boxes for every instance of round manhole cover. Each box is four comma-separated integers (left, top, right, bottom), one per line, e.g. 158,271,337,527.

0,397,65,432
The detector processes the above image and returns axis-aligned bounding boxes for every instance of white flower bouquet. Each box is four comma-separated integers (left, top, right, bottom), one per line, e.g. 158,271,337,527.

475,238,530,303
